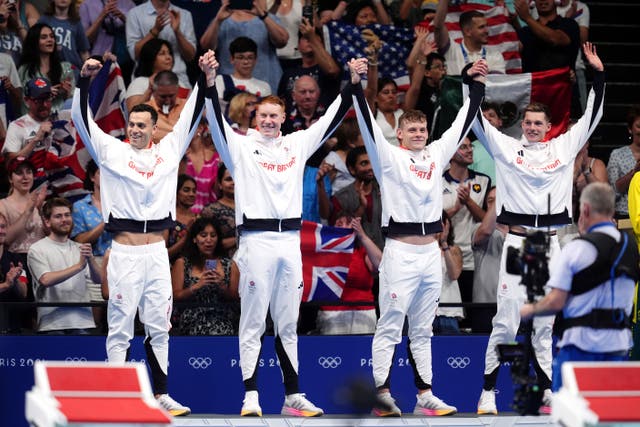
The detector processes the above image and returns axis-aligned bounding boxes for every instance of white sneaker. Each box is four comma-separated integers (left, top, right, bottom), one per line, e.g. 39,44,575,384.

477,389,498,415
372,391,401,417
413,391,457,416
281,393,324,417
241,391,262,416
539,388,553,414
156,394,191,416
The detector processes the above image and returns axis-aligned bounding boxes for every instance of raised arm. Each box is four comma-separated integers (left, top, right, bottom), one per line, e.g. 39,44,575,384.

514,0,572,47
432,0,450,53
565,42,605,155
434,60,487,162
71,59,114,162
296,59,363,160
200,50,235,173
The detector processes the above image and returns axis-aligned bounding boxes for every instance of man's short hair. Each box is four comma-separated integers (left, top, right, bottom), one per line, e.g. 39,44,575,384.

459,10,485,30
346,146,367,171
42,197,72,219
257,95,286,111
524,102,551,122
426,52,445,69
129,104,158,125
229,36,258,56
398,109,427,128
153,70,179,88
482,101,500,114
580,182,615,217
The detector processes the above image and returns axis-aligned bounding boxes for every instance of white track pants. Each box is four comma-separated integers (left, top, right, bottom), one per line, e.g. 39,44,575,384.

372,239,442,388
483,232,558,379
235,231,303,381
106,240,172,374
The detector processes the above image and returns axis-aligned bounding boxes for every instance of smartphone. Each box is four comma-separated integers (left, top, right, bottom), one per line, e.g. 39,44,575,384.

302,4,313,22
205,259,218,271
229,0,253,10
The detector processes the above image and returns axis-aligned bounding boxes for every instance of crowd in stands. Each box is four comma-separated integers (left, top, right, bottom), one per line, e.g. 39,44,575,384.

0,0,635,340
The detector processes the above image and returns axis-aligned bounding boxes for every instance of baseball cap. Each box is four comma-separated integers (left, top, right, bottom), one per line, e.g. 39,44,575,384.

6,156,35,175
25,77,52,99
422,0,439,12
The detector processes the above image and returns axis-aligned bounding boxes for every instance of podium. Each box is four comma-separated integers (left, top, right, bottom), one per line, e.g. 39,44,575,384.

553,361,640,427
25,361,172,427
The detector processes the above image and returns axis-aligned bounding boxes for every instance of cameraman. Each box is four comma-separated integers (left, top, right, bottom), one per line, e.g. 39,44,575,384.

521,182,638,392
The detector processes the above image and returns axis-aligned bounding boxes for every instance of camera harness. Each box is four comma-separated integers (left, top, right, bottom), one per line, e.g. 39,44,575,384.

559,223,640,335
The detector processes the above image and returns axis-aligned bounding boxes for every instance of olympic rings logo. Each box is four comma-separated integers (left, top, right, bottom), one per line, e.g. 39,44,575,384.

188,357,212,369
447,356,470,369
64,357,87,362
318,356,342,369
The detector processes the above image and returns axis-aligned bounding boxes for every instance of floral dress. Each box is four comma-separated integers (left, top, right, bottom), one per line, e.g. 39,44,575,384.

178,257,239,335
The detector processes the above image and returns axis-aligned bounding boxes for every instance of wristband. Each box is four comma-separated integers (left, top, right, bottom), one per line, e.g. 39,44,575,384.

416,59,428,66
259,12,268,20
442,246,450,251
583,168,592,177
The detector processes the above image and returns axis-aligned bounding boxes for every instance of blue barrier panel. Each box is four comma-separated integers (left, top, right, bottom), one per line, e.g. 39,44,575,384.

1,335,517,426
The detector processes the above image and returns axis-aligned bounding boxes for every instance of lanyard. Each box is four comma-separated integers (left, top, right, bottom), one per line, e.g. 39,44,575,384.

460,43,486,64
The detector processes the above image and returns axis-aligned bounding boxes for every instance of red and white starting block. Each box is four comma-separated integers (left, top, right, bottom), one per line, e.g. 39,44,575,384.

553,361,640,427
25,361,172,427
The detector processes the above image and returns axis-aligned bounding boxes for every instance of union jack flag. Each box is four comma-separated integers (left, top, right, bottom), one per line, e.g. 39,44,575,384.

300,221,355,302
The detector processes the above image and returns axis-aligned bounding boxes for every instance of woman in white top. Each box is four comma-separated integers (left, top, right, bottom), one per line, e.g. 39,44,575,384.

269,0,303,69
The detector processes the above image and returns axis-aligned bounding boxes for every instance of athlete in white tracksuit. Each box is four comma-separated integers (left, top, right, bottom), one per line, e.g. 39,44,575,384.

472,43,605,414
352,60,487,416
202,52,364,417
72,59,208,415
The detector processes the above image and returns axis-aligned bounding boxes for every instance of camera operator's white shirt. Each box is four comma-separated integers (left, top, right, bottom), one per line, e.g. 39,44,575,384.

472,73,604,226
547,224,635,353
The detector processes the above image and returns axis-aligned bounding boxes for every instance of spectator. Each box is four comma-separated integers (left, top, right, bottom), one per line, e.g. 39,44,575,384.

214,36,271,115
18,23,75,113
0,211,28,333
269,0,303,69
470,102,500,183
607,105,640,219
180,118,220,214
442,137,489,313
79,0,135,85
277,18,340,111
342,0,391,26
470,186,503,334
0,0,27,64
226,91,257,134
573,140,607,219
322,118,359,196
326,146,384,250
0,51,23,129
71,160,112,326
125,38,188,114
171,216,239,335
166,174,196,261
2,78,54,186
434,210,463,334
200,0,288,93
316,214,379,335
283,75,334,223
0,158,46,287
514,0,580,73
9,0,39,31
367,75,402,147
404,31,444,131
201,163,237,258
126,0,196,88
39,0,90,72
27,197,100,334
432,2,505,74
144,70,184,142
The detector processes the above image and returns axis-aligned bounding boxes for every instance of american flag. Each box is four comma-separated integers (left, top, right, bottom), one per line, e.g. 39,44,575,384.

300,220,355,302
325,3,521,89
